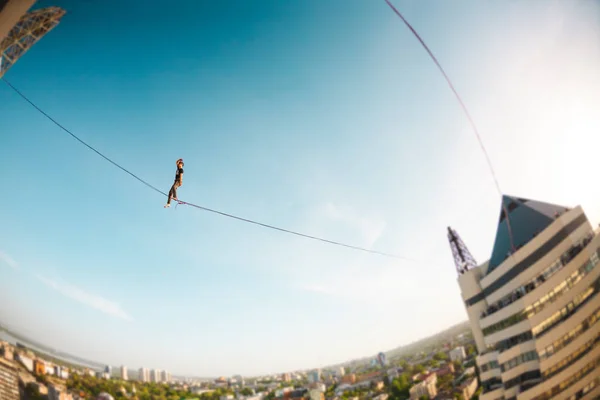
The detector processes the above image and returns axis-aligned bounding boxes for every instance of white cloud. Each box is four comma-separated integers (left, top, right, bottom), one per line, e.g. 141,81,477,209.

0,250,19,270
35,275,132,321
321,202,387,249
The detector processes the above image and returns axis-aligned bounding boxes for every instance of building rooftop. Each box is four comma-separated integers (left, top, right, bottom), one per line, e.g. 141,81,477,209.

488,195,569,273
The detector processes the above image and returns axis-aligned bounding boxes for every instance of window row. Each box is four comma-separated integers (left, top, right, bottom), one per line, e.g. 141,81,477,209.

482,253,599,337
494,331,533,354
480,360,500,373
570,376,600,400
542,329,600,380
500,350,538,372
481,377,503,394
530,355,600,400
480,233,595,319
532,275,600,338
496,281,599,353
539,306,600,360
503,369,541,390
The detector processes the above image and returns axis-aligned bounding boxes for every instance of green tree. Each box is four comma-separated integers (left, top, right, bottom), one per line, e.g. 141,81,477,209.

399,360,409,370
466,345,476,357
24,382,45,400
413,364,426,374
325,384,337,397
389,374,410,400
433,352,448,361
453,360,462,370
241,388,253,396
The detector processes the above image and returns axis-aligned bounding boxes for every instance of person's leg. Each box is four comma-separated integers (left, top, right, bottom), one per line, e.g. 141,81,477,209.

172,182,180,200
167,183,176,205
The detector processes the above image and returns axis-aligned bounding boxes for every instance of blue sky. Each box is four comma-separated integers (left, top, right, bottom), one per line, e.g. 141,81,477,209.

1,0,600,377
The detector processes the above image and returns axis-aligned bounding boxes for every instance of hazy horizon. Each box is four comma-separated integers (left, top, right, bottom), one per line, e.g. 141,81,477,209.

0,319,470,376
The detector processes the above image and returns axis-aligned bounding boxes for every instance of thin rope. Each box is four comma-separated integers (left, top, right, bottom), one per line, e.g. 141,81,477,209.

384,0,516,252
384,0,501,194
2,77,416,261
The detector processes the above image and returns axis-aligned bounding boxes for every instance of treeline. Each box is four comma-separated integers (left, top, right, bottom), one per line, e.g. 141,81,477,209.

66,374,234,400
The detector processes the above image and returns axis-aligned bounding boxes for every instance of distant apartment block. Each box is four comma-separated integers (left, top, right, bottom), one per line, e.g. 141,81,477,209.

409,373,437,400
307,369,321,383
0,341,14,360
120,365,128,380
449,346,466,363
139,367,150,382
451,196,600,400
151,369,161,383
459,377,479,400
0,357,20,400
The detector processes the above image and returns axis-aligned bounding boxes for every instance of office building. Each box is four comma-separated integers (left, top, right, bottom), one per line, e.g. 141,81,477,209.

120,365,128,381
449,196,600,400
0,357,19,400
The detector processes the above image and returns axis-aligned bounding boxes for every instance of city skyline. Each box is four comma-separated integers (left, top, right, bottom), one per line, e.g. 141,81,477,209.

0,318,468,379
1,0,600,377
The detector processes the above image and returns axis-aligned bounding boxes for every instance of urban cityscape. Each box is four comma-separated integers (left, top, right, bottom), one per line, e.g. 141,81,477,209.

1,319,480,400
2,1,600,400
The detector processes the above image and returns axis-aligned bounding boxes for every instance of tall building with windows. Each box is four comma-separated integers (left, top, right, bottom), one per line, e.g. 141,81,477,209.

120,365,128,381
151,369,161,383
139,367,150,382
450,196,600,400
308,369,321,383
0,357,19,400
